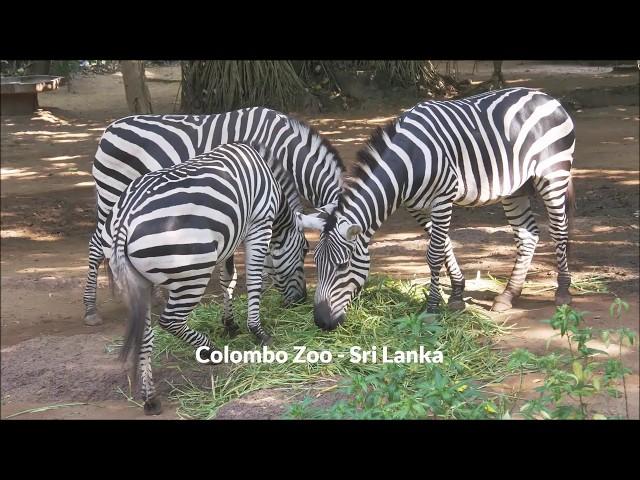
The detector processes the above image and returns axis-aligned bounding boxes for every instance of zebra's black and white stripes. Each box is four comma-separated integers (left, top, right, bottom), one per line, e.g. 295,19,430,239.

103,143,308,414
301,87,576,329
84,108,346,326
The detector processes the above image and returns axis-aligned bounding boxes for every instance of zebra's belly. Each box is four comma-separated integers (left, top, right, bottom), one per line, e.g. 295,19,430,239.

453,195,505,208
453,176,534,208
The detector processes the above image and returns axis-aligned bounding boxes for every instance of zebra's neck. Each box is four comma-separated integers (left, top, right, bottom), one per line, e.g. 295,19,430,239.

250,109,344,209
338,132,408,240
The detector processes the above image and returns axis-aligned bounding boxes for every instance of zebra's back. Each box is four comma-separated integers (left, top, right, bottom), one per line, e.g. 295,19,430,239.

103,143,279,287
401,87,575,207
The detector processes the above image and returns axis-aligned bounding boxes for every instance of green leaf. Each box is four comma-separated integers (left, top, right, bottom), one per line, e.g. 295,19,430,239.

572,361,584,381
484,403,497,414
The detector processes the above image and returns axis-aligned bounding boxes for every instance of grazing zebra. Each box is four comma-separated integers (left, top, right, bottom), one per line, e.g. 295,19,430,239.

84,107,347,326
103,143,308,415
300,87,576,330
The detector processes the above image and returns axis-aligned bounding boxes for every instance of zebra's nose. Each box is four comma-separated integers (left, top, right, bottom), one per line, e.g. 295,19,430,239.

314,301,341,330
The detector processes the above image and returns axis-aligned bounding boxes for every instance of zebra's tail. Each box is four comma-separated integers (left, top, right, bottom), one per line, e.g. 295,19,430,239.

108,229,151,373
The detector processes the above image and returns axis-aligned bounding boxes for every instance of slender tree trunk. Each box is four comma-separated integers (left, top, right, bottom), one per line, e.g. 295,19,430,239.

120,60,153,114
491,60,505,88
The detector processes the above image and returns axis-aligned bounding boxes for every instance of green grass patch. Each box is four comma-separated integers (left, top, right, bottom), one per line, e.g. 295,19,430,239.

104,273,632,420
115,276,514,419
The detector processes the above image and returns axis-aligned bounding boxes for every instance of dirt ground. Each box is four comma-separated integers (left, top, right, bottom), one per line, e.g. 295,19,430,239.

1,61,638,420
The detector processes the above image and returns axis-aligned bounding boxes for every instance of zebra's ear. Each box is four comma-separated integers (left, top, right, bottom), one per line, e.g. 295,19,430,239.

318,201,338,215
296,211,326,231
338,222,362,241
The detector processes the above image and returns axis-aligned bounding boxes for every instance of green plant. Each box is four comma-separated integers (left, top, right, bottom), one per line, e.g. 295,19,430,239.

180,60,311,114
600,298,635,418
179,60,461,113
518,299,636,420
286,359,502,420
50,60,81,79
285,285,510,420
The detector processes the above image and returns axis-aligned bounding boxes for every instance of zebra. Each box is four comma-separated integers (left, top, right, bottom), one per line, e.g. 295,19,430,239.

84,107,348,326
103,143,308,415
299,87,576,330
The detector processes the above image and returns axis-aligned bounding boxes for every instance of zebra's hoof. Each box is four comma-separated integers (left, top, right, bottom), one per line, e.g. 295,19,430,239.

447,298,466,311
555,292,572,306
208,348,224,365
223,323,240,338
83,312,103,326
491,294,512,312
143,397,163,416
259,335,273,347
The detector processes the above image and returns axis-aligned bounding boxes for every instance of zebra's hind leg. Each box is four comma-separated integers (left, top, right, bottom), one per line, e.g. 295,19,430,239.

158,282,220,362
408,207,466,311
492,195,540,312
244,222,273,346
138,312,162,415
261,252,275,294
151,286,168,310
83,229,105,326
536,175,573,307
219,256,240,337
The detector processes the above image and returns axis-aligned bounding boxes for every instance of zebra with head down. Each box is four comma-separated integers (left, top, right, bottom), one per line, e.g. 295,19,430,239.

300,87,577,330
103,143,308,415
84,107,356,325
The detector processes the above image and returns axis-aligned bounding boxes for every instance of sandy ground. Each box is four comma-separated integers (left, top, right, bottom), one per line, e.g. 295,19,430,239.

1,61,638,419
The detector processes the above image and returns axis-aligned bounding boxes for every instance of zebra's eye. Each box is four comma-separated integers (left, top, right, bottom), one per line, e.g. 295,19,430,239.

337,261,349,270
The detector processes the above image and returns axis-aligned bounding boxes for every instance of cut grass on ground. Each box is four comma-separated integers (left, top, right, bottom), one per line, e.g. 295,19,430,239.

104,276,521,419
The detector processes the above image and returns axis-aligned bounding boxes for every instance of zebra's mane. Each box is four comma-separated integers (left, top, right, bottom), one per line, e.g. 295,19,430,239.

335,118,401,219
288,116,346,172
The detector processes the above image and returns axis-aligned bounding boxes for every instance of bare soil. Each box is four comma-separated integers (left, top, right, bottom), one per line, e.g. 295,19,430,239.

1,61,638,419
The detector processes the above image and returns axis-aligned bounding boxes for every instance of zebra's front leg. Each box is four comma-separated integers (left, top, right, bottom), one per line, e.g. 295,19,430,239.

409,208,466,311
492,195,540,312
83,229,105,326
244,223,273,346
443,236,466,311
219,256,240,337
425,200,455,313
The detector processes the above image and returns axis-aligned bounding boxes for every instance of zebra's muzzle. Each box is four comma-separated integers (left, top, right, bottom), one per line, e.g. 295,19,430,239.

313,301,344,331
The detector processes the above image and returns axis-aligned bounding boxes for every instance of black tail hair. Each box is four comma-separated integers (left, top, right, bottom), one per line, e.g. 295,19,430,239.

109,235,151,381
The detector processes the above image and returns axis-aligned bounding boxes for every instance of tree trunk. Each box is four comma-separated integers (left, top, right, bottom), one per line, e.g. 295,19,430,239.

27,60,51,75
120,60,153,114
491,61,505,89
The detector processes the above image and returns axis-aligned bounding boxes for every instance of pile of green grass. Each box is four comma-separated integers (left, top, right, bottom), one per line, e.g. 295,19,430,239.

140,276,515,419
